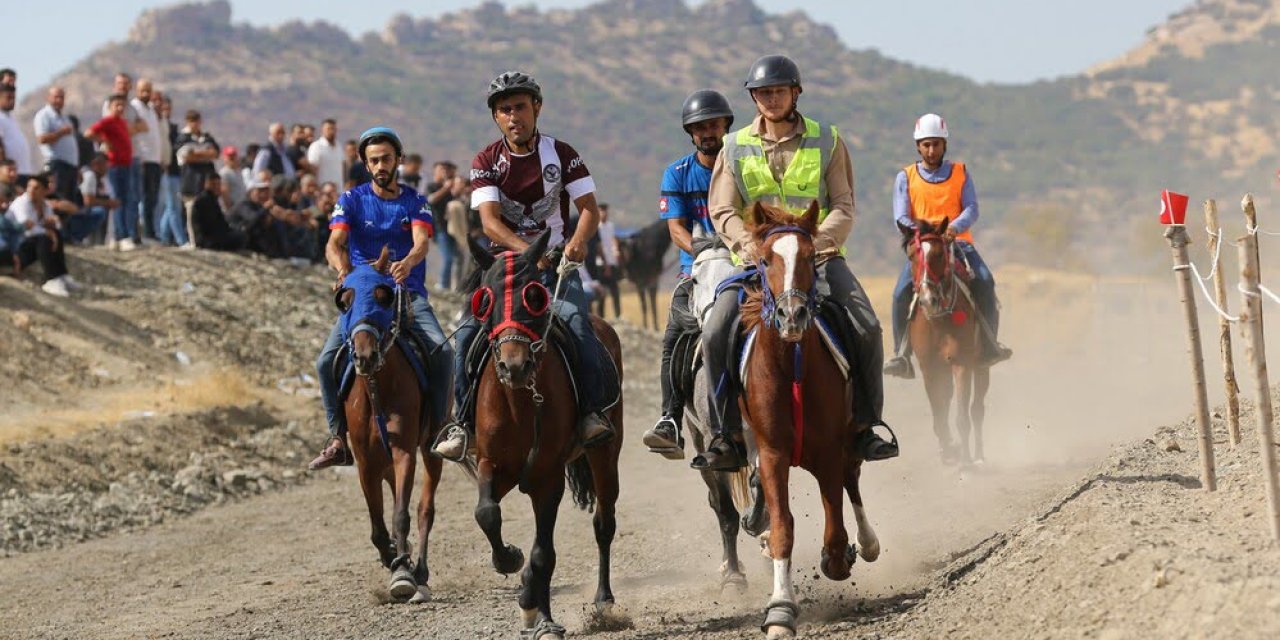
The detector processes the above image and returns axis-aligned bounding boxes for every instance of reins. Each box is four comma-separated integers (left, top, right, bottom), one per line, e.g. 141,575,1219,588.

912,232,959,319
348,285,408,460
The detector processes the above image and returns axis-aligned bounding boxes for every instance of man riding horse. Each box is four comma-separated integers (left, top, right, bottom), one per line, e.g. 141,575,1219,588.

692,54,899,471
433,71,619,460
642,88,735,458
309,127,454,470
883,114,1012,379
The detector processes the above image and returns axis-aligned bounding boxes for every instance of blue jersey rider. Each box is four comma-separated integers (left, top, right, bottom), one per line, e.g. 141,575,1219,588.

883,114,1012,379
433,71,619,460
642,89,734,458
308,127,454,470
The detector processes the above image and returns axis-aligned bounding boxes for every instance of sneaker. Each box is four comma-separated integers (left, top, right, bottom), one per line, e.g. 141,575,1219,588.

106,239,118,251
178,242,197,251
580,412,615,447
59,274,84,291
41,278,70,297
118,238,138,252
642,416,684,459
308,437,353,470
432,423,469,462
883,356,915,379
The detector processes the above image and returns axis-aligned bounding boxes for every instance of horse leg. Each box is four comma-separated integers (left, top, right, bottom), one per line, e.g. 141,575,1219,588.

519,475,566,637
758,452,798,639
474,460,524,575
923,365,957,463
817,467,854,582
412,451,443,598
701,469,746,592
844,460,880,562
356,454,396,568
386,431,419,600
588,448,620,613
972,367,990,463
650,286,660,331
953,365,974,465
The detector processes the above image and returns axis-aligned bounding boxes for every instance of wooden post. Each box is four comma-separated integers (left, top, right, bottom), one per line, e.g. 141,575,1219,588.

1236,234,1280,541
1205,199,1242,446
1165,225,1217,491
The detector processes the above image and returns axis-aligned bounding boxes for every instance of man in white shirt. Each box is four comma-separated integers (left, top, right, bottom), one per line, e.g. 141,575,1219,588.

6,174,79,296
0,84,33,179
131,79,163,243
306,118,343,188
33,86,80,200
594,202,622,318
80,153,117,245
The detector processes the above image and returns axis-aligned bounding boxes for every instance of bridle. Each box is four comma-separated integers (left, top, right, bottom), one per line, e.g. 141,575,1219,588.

911,231,958,319
471,250,563,404
346,284,407,460
757,224,819,331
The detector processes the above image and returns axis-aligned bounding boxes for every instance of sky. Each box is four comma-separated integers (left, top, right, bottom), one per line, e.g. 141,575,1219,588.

2,0,1193,98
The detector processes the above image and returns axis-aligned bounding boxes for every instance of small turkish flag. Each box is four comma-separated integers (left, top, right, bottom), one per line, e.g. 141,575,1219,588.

1159,190,1189,225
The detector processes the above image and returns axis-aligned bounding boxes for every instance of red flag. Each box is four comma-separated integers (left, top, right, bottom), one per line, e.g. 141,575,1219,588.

1159,190,1189,225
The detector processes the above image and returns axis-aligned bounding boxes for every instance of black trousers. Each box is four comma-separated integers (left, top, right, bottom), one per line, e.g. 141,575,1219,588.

18,233,68,282
140,162,162,240
659,277,694,421
48,160,80,202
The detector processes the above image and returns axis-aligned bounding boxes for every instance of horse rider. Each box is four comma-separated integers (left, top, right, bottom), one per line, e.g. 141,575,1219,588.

692,54,899,471
433,71,618,460
308,127,454,470
642,89,735,458
882,114,1012,379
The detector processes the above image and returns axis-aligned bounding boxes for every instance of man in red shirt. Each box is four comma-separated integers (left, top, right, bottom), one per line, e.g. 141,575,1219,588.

87,94,139,251
433,71,618,460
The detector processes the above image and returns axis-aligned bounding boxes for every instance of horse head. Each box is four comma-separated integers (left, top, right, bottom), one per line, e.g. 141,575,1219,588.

470,231,553,389
336,245,399,376
689,234,736,326
903,218,956,318
747,200,820,343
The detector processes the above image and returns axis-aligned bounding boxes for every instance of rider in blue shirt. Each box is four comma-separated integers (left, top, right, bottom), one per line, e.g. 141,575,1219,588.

641,89,734,458
309,127,454,470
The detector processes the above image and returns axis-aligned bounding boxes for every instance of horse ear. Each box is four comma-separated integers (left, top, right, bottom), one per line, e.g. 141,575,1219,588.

745,201,767,232
938,216,950,233
468,235,495,271
371,245,391,273
522,230,551,265
800,199,820,234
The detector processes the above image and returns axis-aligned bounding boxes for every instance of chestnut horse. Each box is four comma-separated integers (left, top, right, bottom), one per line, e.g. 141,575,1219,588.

902,218,990,464
467,233,624,640
739,201,881,639
336,247,444,603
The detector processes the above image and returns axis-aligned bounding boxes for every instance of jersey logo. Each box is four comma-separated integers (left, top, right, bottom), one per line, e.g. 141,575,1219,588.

401,215,411,230
542,164,561,183
659,197,669,213
364,220,375,228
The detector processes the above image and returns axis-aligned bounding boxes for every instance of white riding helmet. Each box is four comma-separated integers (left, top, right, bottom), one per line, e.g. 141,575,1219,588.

913,113,949,141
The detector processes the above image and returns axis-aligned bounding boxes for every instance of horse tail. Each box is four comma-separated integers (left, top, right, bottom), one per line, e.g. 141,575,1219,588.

565,453,597,512
728,465,753,513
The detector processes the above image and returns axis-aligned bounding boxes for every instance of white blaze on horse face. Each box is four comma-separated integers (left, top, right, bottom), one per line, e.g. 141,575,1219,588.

774,235,800,293
771,558,795,605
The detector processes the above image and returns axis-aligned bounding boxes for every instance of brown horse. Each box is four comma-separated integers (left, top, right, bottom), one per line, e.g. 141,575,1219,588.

739,201,881,639
902,218,990,464
337,247,444,603
467,233,624,640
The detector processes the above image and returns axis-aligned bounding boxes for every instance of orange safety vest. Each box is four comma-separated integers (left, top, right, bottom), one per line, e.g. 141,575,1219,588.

905,161,974,243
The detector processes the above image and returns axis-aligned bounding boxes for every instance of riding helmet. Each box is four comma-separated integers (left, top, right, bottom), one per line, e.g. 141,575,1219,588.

744,54,802,90
681,89,735,133
487,71,543,110
357,126,403,162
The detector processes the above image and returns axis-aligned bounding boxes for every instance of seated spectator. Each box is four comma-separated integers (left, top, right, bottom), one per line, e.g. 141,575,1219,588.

241,143,260,187
298,173,318,209
227,180,286,258
344,139,370,188
190,173,245,252
0,185,24,273
0,159,19,196
270,175,317,261
308,181,339,260
44,172,102,245
253,122,295,179
218,146,246,210
6,174,77,296
80,153,118,245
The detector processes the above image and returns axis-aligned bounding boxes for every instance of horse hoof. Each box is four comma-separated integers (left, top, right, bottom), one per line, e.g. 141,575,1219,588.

858,539,881,563
389,568,417,601
720,571,748,594
819,546,854,582
494,543,525,575
408,585,432,604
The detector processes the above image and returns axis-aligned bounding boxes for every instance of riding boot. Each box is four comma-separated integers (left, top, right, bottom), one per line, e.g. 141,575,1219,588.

308,436,353,470
690,372,746,471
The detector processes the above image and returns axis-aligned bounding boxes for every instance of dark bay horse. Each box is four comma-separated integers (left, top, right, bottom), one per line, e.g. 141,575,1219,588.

336,247,444,603
902,218,990,463
739,201,880,639
467,233,624,640
619,220,671,330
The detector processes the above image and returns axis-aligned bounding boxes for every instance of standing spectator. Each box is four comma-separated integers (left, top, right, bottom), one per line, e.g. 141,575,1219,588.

400,154,424,190
306,118,343,188
80,153,118,245
131,79,163,243
0,69,14,86
190,172,245,251
445,182,472,290
218,146,247,210
0,84,33,180
101,74,148,244
287,123,313,175
86,94,138,251
69,115,95,171
343,139,370,188
302,124,315,147
174,110,220,246
253,122,295,179
33,86,80,200
7,175,75,296
241,143,260,186
594,202,621,318
153,93,183,246
425,161,459,289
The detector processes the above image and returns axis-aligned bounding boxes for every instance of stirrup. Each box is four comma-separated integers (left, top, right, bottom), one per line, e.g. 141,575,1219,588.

883,356,914,379
643,416,685,459
856,423,899,461
430,422,470,462
691,435,745,471
580,412,616,448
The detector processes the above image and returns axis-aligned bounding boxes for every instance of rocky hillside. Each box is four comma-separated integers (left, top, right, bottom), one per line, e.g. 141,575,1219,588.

18,0,1280,271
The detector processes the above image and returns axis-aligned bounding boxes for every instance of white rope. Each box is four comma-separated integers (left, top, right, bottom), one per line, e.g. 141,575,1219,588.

1199,227,1223,282
1173,262,1239,321
1246,224,1280,237
1259,284,1280,306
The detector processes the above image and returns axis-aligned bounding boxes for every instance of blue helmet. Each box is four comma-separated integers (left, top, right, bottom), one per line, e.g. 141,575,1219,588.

357,126,403,162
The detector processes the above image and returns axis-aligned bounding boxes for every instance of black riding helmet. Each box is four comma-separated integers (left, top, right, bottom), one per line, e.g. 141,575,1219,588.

744,54,802,90
357,126,403,163
681,89,734,133
487,71,543,110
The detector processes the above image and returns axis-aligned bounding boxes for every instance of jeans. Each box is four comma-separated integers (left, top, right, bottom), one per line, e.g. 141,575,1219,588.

452,270,616,420
891,241,999,354
435,232,457,290
157,174,188,245
139,162,162,240
17,233,68,282
659,276,694,421
64,209,108,244
107,164,137,241
702,259,884,438
316,293,454,438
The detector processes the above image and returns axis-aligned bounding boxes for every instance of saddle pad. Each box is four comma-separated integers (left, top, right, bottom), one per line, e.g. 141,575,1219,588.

337,336,431,404
737,320,850,385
